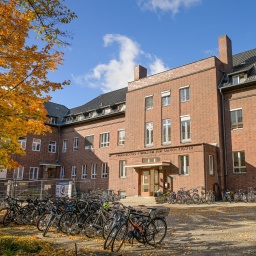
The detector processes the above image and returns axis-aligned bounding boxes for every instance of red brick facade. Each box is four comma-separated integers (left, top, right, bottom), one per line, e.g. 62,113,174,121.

3,35,256,198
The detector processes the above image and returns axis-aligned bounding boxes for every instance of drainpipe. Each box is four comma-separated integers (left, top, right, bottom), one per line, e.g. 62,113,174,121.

218,74,228,190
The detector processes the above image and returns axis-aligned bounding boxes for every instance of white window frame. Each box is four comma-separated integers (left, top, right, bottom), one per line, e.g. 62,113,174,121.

233,151,246,173
91,164,97,179
32,138,41,151
81,165,87,179
85,135,94,150
60,166,65,179
180,86,190,102
162,119,171,145
73,137,78,151
18,137,26,150
101,163,108,178
230,108,243,130
29,167,39,180
49,117,56,124
233,74,245,85
209,155,214,175
118,130,125,145
161,90,170,106
145,122,153,146
62,140,67,153
71,165,77,178
13,167,24,180
179,155,189,176
48,141,56,153
100,132,110,148
145,95,153,110
119,160,127,178
180,115,191,143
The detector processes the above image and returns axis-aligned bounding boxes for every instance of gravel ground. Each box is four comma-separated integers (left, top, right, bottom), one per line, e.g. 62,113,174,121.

1,202,256,255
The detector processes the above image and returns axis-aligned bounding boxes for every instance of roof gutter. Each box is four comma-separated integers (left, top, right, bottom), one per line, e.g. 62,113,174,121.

218,73,228,190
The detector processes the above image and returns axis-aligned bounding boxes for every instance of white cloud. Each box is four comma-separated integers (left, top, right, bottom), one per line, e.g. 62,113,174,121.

149,57,169,74
72,34,168,92
138,0,201,16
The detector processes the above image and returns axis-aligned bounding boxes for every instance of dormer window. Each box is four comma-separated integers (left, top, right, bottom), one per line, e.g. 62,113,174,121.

76,115,84,121
89,111,97,118
233,74,245,85
119,104,126,111
66,116,72,122
104,108,111,114
49,117,56,124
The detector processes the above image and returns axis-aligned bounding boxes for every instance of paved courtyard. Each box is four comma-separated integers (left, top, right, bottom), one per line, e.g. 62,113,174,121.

1,202,256,255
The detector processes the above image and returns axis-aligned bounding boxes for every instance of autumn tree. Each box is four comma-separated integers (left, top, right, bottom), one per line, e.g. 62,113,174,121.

0,0,77,168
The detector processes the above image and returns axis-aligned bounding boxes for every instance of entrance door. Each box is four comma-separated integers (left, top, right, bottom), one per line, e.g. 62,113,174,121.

141,169,159,196
141,170,150,196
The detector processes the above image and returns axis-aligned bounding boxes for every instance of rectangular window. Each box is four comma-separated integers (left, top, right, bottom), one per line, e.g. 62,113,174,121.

85,135,94,149
233,74,245,85
180,86,190,102
13,167,24,180
181,115,191,142
101,163,108,178
145,95,153,110
179,155,189,175
209,155,214,175
231,109,243,129
48,141,56,153
145,122,153,146
162,119,171,145
142,157,160,163
233,151,246,173
49,117,56,124
32,138,41,151
91,164,97,179
118,130,125,145
71,165,77,178
29,167,39,180
119,160,127,178
60,166,65,179
62,140,67,153
100,132,110,148
73,137,78,151
18,137,26,150
81,165,87,179
161,91,170,106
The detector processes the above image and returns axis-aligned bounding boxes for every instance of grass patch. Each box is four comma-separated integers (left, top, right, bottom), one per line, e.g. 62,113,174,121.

0,235,74,256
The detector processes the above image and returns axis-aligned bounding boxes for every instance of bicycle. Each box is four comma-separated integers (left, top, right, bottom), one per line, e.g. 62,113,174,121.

111,206,167,252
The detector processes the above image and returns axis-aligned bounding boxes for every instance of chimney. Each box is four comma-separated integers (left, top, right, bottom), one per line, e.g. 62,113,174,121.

134,65,147,81
218,35,233,73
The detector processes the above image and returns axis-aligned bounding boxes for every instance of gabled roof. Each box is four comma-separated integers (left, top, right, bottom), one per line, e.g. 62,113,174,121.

68,87,128,116
221,48,256,88
44,87,128,125
44,102,69,124
232,48,256,74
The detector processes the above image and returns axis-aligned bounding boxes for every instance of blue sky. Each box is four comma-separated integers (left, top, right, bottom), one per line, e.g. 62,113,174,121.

47,0,256,109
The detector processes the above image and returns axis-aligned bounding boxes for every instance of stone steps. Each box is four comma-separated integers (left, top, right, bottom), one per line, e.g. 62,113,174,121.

120,196,158,206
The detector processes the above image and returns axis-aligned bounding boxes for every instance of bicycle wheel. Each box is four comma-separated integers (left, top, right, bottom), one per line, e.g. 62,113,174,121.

0,208,8,224
145,217,167,246
192,193,200,204
3,209,13,226
58,211,75,234
111,223,128,253
84,214,103,238
104,225,119,250
103,217,115,239
37,212,50,232
43,214,54,237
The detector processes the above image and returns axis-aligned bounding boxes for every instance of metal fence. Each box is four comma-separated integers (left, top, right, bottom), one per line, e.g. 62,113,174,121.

0,179,92,199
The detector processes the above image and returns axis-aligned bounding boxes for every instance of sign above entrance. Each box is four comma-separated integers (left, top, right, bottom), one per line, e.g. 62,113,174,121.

113,146,194,157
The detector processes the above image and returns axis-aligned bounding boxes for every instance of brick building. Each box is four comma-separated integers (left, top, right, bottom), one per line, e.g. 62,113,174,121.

2,35,256,198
